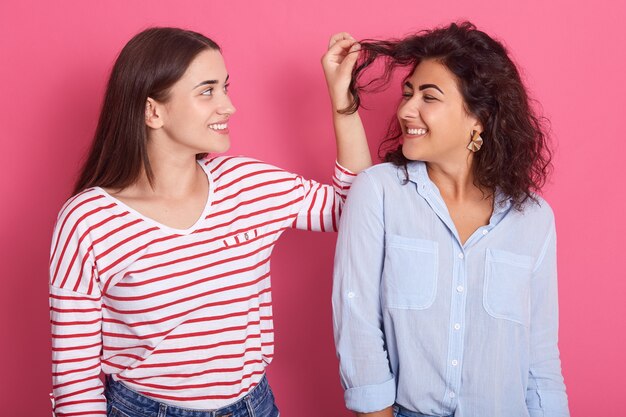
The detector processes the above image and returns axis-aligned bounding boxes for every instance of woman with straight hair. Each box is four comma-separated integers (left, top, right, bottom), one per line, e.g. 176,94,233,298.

49,27,368,417
332,22,569,417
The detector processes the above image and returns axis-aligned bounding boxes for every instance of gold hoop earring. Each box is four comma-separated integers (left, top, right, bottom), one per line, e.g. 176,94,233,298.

467,130,483,152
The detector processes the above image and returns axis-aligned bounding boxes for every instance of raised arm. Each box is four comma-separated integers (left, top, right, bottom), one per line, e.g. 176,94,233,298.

322,32,372,174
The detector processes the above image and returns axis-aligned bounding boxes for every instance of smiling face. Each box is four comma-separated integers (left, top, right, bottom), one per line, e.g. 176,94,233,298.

397,59,482,166
147,49,236,155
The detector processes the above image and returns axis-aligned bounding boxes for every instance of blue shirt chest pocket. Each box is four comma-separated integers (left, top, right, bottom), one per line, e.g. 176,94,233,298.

382,234,438,310
483,248,534,327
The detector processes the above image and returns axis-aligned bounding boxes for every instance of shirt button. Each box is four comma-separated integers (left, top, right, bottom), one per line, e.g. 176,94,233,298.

244,232,250,240
456,285,464,293
454,323,461,330
451,360,458,366
449,392,456,399
458,253,464,259
482,229,489,235
347,292,355,299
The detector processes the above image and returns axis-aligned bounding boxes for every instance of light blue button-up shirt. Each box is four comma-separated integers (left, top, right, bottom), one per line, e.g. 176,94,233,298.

333,161,569,417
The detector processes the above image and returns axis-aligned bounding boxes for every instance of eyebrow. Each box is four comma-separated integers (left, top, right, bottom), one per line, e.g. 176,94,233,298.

193,74,230,89
418,83,444,94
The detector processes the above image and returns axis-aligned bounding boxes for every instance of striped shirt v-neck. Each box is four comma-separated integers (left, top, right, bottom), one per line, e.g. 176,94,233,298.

49,155,356,416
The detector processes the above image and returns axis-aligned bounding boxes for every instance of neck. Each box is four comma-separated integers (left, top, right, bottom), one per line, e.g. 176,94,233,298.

426,157,482,202
132,139,205,199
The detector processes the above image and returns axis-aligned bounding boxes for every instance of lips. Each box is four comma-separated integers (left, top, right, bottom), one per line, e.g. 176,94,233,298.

209,120,229,134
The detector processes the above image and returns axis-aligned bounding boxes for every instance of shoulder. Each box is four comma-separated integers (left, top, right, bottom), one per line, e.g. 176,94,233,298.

51,188,108,260
351,163,410,194
358,162,405,185
55,188,108,226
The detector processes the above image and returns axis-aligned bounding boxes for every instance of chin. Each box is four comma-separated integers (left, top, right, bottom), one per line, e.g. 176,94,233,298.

207,138,231,154
401,145,424,161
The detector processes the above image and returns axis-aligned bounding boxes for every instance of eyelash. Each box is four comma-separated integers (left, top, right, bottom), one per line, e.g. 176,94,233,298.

201,83,230,96
402,92,436,102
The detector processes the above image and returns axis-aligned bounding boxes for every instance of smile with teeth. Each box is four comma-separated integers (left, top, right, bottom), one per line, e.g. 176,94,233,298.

407,127,428,135
209,123,228,131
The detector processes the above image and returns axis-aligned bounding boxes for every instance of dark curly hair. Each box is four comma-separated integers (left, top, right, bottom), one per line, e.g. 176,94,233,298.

344,21,552,209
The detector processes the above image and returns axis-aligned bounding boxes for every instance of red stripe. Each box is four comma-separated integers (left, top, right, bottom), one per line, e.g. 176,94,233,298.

209,185,299,219
208,155,237,173
51,202,116,286
306,182,321,230
53,374,100,389
210,157,261,177
52,330,100,339
124,358,263,390
54,398,106,409
59,212,131,289
56,411,106,417
55,385,101,401
52,342,101,352
53,362,100,377
50,306,101,313
335,162,357,176
331,189,337,231
212,177,294,205
51,318,100,326
122,228,271,278
53,354,100,365
215,168,286,192
135,371,264,401
134,216,287,265
104,254,270,306
155,334,261,356
102,287,271,335
50,192,104,267
319,186,329,232
127,348,262,372
97,226,160,275
50,293,101,302
104,279,268,326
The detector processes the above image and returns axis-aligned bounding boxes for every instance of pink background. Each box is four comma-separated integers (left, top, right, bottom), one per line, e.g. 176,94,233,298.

1,0,624,415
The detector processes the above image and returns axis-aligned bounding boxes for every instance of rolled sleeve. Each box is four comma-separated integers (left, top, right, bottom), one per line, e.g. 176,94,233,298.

345,377,397,413
292,161,356,232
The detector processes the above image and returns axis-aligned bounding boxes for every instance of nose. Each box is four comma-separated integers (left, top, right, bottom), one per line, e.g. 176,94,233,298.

218,94,236,117
397,98,419,122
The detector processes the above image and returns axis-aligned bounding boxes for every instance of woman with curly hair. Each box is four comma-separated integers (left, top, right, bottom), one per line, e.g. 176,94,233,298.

332,22,569,417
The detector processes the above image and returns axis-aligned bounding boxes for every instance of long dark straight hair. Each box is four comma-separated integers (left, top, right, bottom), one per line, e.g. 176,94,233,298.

73,27,220,195
344,22,552,209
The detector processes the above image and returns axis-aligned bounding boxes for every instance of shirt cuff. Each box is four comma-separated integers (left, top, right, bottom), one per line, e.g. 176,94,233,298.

333,161,357,198
344,377,396,413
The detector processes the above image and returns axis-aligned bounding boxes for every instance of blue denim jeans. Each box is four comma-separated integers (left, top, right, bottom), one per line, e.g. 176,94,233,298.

393,404,453,417
105,375,279,417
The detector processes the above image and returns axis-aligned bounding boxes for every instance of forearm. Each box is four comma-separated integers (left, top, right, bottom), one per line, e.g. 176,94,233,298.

333,107,371,174
356,407,394,417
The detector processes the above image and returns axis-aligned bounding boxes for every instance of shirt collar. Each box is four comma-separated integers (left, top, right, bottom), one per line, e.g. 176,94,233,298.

403,160,513,215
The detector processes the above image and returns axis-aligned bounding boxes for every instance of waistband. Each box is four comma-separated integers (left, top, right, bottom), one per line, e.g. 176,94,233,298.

105,374,270,417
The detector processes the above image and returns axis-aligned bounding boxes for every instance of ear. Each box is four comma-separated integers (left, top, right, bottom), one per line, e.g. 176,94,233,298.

145,97,164,129
470,115,484,135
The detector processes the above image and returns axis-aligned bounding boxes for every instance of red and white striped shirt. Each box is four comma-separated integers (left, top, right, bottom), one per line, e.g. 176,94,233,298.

49,156,355,416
